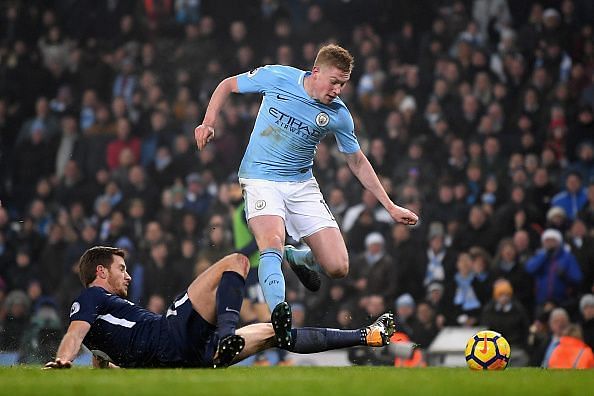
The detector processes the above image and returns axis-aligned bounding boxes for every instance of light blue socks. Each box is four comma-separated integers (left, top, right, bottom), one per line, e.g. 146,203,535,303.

258,248,285,312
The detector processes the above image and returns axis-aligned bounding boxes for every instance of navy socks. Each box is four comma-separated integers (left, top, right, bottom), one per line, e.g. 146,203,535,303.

287,328,366,353
216,271,246,339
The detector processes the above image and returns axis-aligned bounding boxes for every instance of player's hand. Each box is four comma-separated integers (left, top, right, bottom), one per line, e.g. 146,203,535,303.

194,124,215,150
390,205,418,226
43,358,72,369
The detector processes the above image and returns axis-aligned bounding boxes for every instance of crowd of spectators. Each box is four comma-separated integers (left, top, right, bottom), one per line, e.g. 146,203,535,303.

1,0,593,366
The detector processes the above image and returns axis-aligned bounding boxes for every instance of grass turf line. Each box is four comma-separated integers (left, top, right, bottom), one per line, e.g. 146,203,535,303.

1,366,593,396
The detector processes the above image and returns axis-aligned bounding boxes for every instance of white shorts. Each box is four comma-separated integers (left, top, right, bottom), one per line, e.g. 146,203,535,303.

239,177,339,241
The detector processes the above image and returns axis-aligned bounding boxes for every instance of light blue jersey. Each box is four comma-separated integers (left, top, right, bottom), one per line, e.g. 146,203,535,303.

236,65,360,182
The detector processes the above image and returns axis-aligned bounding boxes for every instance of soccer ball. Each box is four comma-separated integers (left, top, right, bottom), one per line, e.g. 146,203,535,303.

464,330,511,370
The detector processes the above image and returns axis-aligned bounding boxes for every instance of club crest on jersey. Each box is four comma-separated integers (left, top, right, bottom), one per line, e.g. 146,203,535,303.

70,302,80,317
247,67,260,78
255,200,266,210
315,112,329,127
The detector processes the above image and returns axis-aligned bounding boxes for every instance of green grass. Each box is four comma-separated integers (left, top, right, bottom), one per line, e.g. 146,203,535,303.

1,366,593,396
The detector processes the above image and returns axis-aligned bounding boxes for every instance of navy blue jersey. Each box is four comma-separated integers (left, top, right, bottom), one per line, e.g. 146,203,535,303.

70,287,217,368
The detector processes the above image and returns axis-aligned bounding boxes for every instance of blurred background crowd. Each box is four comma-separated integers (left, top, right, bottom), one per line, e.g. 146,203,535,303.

0,0,593,367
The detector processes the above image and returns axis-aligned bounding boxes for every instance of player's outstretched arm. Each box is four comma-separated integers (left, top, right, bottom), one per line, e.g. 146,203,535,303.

344,150,418,226
194,76,240,150
44,321,90,369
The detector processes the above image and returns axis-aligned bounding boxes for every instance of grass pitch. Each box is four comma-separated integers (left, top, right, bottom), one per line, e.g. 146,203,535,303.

1,366,592,396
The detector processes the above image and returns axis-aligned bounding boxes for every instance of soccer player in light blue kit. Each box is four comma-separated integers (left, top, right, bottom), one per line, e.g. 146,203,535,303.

195,44,418,348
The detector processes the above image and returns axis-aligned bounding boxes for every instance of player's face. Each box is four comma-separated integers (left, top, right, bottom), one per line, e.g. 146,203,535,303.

312,64,350,104
107,255,131,297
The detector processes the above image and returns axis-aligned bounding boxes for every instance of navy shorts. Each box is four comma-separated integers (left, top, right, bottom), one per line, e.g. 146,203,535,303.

161,291,219,367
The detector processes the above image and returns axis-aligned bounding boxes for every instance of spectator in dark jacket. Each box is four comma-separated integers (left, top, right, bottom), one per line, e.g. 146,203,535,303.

350,232,398,304
481,279,530,364
493,238,534,314
452,205,497,254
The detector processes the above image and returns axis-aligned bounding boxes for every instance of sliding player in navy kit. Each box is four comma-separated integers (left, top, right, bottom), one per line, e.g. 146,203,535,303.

45,246,395,369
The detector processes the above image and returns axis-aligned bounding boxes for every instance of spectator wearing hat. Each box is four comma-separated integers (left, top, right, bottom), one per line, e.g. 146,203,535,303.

551,171,588,221
526,229,582,308
395,293,417,337
545,205,569,233
349,232,398,304
579,294,594,350
481,279,530,365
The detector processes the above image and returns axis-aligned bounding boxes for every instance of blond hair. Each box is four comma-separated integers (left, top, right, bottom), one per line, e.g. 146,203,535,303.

314,44,354,73
563,324,583,340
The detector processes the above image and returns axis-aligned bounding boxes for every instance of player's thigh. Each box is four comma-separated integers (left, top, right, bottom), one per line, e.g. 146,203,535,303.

241,178,287,249
186,253,250,324
233,323,276,364
304,227,349,278
248,215,286,250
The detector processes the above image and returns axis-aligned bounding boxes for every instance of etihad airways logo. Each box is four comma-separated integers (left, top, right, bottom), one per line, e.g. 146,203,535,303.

268,107,324,139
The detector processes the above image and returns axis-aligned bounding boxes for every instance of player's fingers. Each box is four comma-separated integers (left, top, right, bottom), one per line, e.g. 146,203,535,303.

194,127,203,149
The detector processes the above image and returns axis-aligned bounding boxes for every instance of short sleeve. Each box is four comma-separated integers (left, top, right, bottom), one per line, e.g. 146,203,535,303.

70,288,107,324
236,65,279,94
333,107,360,154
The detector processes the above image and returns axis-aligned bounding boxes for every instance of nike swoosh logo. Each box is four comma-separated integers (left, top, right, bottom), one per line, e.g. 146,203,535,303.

225,307,240,314
276,94,289,101
480,334,488,354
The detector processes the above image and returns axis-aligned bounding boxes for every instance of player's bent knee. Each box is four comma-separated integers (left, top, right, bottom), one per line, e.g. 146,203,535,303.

229,253,250,278
325,258,349,279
